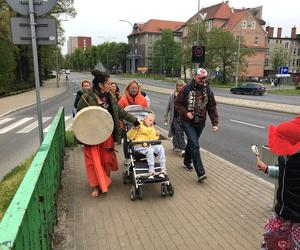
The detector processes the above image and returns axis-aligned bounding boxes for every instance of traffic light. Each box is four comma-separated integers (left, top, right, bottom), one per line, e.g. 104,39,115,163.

192,46,205,64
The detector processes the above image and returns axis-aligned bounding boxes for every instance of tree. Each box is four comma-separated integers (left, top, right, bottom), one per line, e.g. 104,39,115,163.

152,29,181,76
206,29,254,83
270,47,288,71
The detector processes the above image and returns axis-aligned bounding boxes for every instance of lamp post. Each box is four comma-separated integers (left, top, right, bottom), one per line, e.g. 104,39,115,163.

119,19,135,74
98,36,116,73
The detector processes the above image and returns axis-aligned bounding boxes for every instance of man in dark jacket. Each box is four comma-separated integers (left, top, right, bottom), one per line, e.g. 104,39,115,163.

174,68,219,182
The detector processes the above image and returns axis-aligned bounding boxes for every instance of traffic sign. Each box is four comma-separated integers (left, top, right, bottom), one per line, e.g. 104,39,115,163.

279,66,289,74
5,0,57,16
192,46,205,64
11,17,57,45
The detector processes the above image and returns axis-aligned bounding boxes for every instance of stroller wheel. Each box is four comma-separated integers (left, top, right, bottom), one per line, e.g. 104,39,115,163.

122,171,127,184
137,187,143,200
130,186,136,201
167,183,174,196
161,183,167,197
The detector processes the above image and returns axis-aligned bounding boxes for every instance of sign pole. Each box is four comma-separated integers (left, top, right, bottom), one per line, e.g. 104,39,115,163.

29,0,44,144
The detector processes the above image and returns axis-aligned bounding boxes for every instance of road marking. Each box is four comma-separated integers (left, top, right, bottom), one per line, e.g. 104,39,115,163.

43,116,72,133
230,119,265,129
0,117,33,134
16,117,52,133
0,118,15,126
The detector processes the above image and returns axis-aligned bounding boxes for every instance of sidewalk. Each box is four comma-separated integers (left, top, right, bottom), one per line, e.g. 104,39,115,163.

56,138,275,249
0,78,66,117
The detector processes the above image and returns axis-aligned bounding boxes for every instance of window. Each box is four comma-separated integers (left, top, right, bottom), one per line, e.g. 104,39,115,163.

285,42,289,49
207,20,213,32
292,59,296,66
254,36,259,46
242,20,247,29
298,48,300,56
148,47,153,56
148,59,152,66
148,35,152,43
293,48,297,55
266,48,269,55
297,59,300,66
251,21,256,29
264,59,268,66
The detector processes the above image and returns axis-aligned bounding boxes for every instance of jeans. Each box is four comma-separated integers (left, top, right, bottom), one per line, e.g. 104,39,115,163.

182,121,205,177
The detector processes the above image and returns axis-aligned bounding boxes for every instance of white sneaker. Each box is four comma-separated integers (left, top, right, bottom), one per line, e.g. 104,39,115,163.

147,171,155,179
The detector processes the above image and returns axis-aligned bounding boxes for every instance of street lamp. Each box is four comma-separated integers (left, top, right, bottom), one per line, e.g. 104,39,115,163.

98,36,116,73
119,19,135,74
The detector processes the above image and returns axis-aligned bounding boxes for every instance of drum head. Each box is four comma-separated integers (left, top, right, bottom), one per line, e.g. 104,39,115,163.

73,106,114,145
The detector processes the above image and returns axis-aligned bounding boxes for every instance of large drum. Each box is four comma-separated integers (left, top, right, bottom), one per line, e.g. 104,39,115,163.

73,106,114,145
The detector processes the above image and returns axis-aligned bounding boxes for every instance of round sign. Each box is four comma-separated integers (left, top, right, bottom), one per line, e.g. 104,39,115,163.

194,47,204,56
5,0,57,16
73,106,114,145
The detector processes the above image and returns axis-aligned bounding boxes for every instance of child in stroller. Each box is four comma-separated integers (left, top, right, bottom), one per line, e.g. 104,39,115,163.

127,113,167,179
123,105,174,200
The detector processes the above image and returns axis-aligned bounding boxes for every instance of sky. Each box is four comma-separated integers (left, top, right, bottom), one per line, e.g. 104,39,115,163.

61,0,299,54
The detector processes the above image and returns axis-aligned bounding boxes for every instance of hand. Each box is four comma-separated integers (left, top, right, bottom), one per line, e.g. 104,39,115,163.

133,120,140,127
257,160,267,172
186,112,194,120
156,130,160,137
212,126,218,132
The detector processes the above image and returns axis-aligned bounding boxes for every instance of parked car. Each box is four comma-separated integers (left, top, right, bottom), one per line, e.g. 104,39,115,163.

230,82,266,95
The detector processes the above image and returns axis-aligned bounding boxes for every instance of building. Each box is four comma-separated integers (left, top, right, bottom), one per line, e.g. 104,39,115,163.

126,19,184,73
67,36,92,55
180,1,267,79
264,26,300,81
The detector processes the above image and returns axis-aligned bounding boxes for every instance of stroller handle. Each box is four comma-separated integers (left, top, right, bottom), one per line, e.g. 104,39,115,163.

130,140,161,147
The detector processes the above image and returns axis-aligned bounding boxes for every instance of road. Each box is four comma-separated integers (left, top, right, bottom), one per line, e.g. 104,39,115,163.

0,72,296,181
115,76,300,106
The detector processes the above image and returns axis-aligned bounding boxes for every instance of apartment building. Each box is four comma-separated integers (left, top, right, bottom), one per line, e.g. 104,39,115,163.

265,26,300,81
125,19,184,73
67,36,92,55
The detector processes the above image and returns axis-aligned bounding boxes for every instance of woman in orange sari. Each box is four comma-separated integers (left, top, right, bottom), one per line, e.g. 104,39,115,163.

77,70,139,197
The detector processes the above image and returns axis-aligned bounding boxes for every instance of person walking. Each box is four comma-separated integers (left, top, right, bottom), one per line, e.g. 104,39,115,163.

174,68,219,182
118,79,149,165
164,80,186,157
110,82,121,101
73,80,91,117
256,115,300,249
77,70,139,198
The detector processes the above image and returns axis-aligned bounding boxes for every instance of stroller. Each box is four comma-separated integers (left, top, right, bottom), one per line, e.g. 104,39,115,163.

122,105,174,201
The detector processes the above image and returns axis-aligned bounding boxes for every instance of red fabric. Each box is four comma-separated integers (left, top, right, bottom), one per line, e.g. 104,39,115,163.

83,136,118,193
268,115,300,155
118,92,149,109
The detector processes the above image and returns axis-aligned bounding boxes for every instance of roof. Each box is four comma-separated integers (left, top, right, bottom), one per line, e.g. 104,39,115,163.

135,19,184,34
186,2,232,24
222,10,247,31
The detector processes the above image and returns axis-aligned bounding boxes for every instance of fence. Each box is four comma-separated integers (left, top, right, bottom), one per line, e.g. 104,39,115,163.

0,107,65,249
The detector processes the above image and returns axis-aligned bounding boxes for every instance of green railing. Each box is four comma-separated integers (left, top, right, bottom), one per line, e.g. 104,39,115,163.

0,107,65,250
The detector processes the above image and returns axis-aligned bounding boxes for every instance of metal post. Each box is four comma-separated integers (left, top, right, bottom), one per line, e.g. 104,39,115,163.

56,48,59,88
235,34,241,86
196,0,200,46
119,20,135,74
29,0,43,144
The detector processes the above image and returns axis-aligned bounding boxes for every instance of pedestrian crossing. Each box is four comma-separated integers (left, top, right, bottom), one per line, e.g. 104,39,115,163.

0,116,73,135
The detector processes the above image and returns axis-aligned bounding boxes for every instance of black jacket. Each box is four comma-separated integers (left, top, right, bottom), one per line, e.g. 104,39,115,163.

275,153,300,222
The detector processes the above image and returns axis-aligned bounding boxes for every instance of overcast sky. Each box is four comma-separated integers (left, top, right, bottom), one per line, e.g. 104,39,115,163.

61,0,299,54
